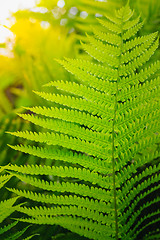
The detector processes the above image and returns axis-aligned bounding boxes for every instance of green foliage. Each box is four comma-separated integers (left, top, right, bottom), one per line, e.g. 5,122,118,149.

3,3,160,240
14,0,160,39
10,21,76,108
1,0,159,118
0,165,38,240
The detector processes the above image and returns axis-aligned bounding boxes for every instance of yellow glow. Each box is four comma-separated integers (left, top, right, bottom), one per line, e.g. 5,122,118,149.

0,0,37,43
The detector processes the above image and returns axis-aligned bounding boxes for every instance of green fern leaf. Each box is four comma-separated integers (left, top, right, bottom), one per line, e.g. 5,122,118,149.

7,4,160,240
0,221,18,235
0,198,18,223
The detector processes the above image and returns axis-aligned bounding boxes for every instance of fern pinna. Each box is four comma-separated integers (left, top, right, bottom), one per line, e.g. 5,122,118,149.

6,4,160,240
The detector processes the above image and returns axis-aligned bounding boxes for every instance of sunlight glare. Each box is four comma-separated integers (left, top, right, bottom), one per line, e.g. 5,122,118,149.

0,0,37,43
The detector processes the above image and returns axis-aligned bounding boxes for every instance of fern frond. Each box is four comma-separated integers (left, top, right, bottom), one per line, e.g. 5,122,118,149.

7,4,160,240
121,196,160,234
8,144,110,174
144,229,160,240
118,76,160,102
13,215,114,240
8,173,111,201
0,221,35,240
86,34,120,56
8,130,110,159
44,80,114,105
0,221,18,235
18,114,109,146
57,58,118,87
23,235,40,240
3,225,31,240
15,205,113,225
6,188,111,213
122,32,158,52
118,60,160,87
22,106,113,132
81,41,119,67
97,18,121,34
123,21,144,40
115,4,134,21
104,13,121,25
6,164,110,188
119,38,159,75
62,58,118,80
92,27,121,46
123,15,141,30
33,91,108,118
117,150,160,177
0,197,18,223
121,32,158,64
0,174,12,189
128,211,160,240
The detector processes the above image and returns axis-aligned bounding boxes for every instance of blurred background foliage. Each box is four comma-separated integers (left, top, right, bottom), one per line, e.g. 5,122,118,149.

0,0,159,115
0,0,159,239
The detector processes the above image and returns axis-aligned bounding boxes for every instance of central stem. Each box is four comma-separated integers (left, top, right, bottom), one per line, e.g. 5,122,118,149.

111,21,124,240
112,84,119,240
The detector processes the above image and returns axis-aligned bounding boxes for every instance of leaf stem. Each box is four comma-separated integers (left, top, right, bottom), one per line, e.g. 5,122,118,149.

112,20,124,240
